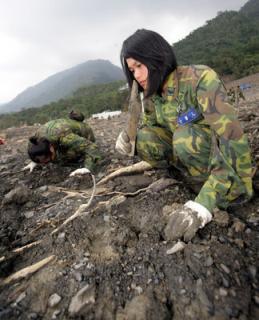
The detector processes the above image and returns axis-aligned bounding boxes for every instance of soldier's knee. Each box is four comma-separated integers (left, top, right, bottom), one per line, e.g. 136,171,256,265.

173,127,190,158
136,127,171,163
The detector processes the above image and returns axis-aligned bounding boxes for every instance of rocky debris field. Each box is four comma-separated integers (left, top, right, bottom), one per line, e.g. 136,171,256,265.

0,78,259,320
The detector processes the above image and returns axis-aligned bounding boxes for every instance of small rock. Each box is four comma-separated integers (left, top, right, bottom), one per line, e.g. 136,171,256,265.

219,288,228,296
28,313,38,320
213,209,230,227
38,185,48,192
57,232,65,239
73,271,83,282
247,213,259,225
233,238,244,248
220,263,230,274
254,295,259,305
103,214,110,222
248,265,257,279
232,219,246,232
204,256,214,267
68,284,95,316
48,293,61,307
52,309,61,319
3,185,32,205
166,241,186,255
222,276,230,288
24,211,34,219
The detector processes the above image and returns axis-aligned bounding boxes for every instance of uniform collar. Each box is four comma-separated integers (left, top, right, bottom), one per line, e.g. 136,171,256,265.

162,69,178,101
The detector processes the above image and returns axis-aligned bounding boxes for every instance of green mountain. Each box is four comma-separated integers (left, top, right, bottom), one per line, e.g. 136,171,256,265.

0,81,128,129
173,0,259,77
0,60,124,114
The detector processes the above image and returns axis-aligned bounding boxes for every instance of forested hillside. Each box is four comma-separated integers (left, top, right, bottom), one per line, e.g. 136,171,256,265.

0,60,124,114
0,81,127,129
174,0,259,77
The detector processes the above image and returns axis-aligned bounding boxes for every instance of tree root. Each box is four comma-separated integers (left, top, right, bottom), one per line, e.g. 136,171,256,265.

51,173,96,235
96,161,152,185
1,255,55,286
0,240,42,263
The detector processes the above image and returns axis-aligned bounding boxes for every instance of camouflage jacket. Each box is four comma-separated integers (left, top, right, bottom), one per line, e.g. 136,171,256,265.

143,65,253,211
35,118,100,170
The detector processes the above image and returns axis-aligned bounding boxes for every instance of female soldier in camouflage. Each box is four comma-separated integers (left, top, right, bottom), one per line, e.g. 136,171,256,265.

116,29,253,242
23,113,101,176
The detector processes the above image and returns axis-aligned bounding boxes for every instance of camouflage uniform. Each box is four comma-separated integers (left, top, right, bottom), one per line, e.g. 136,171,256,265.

34,118,101,171
136,65,253,212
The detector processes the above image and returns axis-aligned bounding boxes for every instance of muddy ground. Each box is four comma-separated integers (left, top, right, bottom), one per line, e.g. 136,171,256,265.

0,75,259,320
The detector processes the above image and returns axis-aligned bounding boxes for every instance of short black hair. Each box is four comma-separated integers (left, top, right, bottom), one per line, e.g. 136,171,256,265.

69,110,85,122
28,136,52,163
120,29,177,97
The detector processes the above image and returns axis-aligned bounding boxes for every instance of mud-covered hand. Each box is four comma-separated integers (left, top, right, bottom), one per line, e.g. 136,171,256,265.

69,167,91,177
22,161,38,173
115,130,132,155
164,201,212,242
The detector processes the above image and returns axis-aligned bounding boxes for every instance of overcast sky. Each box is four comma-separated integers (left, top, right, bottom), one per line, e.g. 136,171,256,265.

0,0,248,104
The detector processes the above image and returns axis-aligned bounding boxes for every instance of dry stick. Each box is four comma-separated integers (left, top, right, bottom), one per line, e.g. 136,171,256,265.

0,240,42,263
51,173,96,235
1,255,55,286
97,161,152,186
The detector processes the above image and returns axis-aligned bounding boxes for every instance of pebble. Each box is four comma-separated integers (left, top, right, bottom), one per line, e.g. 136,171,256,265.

38,185,48,192
222,276,230,288
219,288,228,296
48,293,61,307
166,241,185,255
73,271,83,282
204,256,214,267
103,214,110,222
220,264,230,274
68,284,95,316
52,309,61,319
28,313,38,320
213,209,230,226
24,211,34,218
57,232,65,239
232,219,246,232
248,265,257,279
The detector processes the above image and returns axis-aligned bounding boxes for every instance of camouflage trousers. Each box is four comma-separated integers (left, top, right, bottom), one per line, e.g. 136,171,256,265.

136,124,251,211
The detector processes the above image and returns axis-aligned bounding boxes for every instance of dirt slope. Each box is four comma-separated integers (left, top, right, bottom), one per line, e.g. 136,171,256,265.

0,75,258,320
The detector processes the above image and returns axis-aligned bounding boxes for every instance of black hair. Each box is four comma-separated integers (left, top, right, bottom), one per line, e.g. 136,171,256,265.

69,110,85,122
28,136,52,163
120,29,177,97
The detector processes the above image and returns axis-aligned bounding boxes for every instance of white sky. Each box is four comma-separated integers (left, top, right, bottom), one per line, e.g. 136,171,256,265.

0,0,247,103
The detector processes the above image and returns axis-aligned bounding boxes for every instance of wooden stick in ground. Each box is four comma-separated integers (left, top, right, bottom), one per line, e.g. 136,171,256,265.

1,255,55,286
97,161,152,186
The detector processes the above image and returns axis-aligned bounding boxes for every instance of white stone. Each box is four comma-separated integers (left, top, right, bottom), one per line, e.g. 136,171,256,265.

48,293,61,307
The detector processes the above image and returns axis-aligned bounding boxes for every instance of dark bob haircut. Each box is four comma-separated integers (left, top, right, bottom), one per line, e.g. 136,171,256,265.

28,136,52,163
120,29,177,97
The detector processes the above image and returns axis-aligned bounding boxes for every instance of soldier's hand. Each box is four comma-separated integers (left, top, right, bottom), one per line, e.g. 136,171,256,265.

164,201,212,242
70,167,91,177
115,130,132,155
22,161,38,173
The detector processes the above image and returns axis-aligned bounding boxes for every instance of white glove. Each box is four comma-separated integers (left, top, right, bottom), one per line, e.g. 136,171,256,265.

22,161,38,173
69,167,91,177
164,200,212,242
115,130,132,155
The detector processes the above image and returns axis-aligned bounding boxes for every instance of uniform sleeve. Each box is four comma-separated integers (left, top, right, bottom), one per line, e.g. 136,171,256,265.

194,68,253,212
60,133,101,171
141,97,158,127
